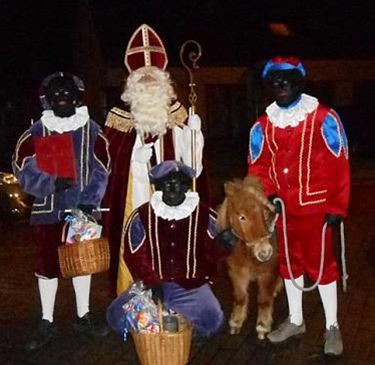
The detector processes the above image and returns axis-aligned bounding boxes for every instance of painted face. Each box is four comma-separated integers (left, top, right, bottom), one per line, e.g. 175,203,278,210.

155,172,191,206
47,77,79,117
266,70,304,108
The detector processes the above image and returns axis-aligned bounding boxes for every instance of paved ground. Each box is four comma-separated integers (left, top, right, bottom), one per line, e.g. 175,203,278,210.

2,143,375,365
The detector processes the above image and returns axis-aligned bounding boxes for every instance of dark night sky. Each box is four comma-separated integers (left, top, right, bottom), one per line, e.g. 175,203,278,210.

1,1,374,103
93,0,375,64
89,0,375,68
1,1,375,113
3,0,375,78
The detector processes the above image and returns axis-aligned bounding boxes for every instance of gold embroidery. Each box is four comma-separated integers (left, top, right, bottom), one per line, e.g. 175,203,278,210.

104,107,133,133
186,213,192,278
145,206,199,280
105,102,188,133
148,204,155,271
192,204,199,278
306,109,327,197
265,119,280,189
298,110,326,206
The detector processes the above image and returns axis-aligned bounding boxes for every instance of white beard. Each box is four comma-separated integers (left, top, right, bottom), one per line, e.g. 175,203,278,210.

121,67,176,137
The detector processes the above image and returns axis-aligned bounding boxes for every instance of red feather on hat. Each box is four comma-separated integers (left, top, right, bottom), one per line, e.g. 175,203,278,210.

271,56,301,66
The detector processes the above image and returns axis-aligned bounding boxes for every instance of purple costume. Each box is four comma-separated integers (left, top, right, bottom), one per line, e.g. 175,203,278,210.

12,91,111,278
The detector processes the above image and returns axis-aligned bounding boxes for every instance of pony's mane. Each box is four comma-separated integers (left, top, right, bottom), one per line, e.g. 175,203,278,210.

230,175,268,205
242,175,265,197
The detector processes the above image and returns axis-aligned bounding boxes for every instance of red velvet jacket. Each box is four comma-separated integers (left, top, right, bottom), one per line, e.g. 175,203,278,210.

248,103,350,216
123,202,228,289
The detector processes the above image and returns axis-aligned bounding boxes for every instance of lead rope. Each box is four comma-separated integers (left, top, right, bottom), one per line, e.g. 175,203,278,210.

340,221,349,292
274,197,348,292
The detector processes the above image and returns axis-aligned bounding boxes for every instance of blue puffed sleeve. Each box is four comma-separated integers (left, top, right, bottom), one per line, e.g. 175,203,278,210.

12,129,56,198
339,118,349,158
127,212,146,253
322,112,348,158
249,122,264,163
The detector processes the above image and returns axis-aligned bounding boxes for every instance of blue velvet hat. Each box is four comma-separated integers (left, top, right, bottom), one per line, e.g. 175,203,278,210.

262,56,306,79
149,160,196,182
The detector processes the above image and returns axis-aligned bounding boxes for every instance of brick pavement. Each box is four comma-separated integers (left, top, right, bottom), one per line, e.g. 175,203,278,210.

2,148,375,365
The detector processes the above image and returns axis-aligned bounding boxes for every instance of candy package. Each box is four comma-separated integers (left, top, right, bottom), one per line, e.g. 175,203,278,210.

106,281,160,341
64,211,102,244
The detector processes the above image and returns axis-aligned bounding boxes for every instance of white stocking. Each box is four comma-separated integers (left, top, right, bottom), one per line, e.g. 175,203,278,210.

284,275,304,325
38,277,58,323
318,281,338,329
72,275,91,318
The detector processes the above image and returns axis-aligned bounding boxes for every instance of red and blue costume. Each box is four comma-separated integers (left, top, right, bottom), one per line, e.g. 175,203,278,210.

248,57,350,354
249,98,350,283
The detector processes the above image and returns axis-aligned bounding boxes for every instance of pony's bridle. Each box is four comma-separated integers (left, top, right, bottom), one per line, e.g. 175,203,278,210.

230,223,273,248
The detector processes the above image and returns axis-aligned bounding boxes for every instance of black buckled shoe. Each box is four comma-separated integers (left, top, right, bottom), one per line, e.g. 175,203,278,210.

24,319,57,351
73,312,110,337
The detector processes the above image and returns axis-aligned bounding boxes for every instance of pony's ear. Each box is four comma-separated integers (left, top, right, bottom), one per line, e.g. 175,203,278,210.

264,200,276,214
216,198,229,230
224,181,236,197
264,205,275,225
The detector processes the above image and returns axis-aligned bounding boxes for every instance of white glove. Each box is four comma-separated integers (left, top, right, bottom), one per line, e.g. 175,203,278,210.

131,142,154,163
188,113,201,131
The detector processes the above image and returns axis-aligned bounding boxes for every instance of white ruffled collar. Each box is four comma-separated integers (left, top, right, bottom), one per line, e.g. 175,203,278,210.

265,93,319,128
150,191,200,220
41,106,89,133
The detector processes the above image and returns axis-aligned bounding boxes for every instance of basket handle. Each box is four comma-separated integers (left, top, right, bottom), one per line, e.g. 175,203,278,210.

82,214,99,225
158,300,164,333
61,221,70,243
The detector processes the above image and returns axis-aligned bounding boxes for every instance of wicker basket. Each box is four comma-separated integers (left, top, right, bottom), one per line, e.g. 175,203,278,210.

131,305,193,365
58,222,110,278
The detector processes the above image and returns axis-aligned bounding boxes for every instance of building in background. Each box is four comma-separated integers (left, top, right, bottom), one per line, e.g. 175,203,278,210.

103,60,375,158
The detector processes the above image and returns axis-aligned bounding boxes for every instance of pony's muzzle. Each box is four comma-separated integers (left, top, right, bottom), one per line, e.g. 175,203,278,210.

254,245,273,262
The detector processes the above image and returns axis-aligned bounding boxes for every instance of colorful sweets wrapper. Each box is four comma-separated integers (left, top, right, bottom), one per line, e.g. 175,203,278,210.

65,211,102,244
106,281,160,341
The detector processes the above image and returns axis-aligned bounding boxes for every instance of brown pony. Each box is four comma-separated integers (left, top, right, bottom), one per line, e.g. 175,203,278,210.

216,175,283,340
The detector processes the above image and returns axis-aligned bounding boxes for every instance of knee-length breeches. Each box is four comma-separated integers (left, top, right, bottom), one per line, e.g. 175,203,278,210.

32,222,64,278
276,212,339,284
